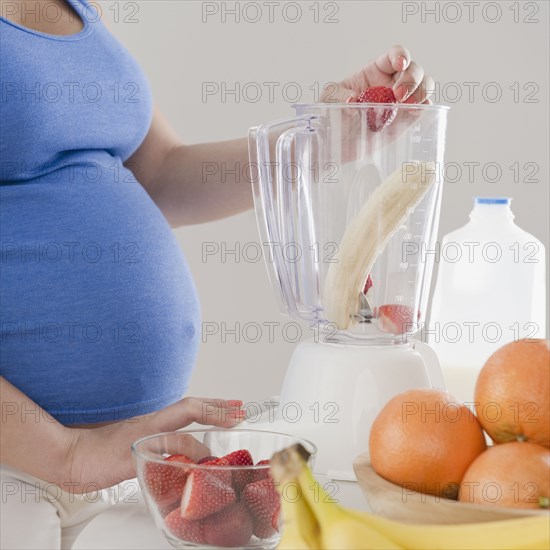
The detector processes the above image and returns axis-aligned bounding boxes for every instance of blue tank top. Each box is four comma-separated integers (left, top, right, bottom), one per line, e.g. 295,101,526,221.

0,0,201,424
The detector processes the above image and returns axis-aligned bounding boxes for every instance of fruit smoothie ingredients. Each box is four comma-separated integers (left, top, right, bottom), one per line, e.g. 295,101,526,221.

180,469,236,520
377,304,414,335
363,274,373,295
251,459,271,483
143,454,194,508
243,479,281,538
165,504,256,547
165,509,205,543
357,86,397,132
202,504,254,547
150,449,277,547
224,449,254,494
197,455,218,464
323,161,436,330
369,388,487,499
474,339,550,448
197,456,233,486
459,441,550,509
270,444,550,550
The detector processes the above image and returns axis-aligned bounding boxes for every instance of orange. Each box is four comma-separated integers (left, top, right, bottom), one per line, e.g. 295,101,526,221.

474,339,550,448
369,388,486,499
459,441,550,509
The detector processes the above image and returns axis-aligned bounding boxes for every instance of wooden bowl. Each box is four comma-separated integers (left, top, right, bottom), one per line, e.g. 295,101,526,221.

353,453,549,524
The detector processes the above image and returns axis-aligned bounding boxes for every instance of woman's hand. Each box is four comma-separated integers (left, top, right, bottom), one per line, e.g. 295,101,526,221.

65,398,245,493
321,45,434,105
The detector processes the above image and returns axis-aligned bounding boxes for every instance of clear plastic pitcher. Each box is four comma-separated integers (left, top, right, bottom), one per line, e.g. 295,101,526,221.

249,103,449,342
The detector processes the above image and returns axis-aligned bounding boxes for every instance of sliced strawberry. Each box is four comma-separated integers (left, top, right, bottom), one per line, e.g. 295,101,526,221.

223,449,254,494
165,454,195,466
180,469,235,521
223,449,254,467
200,456,232,486
158,499,179,518
164,507,205,543
363,274,373,294
242,479,280,539
197,455,218,464
250,459,271,483
202,503,253,547
357,86,397,132
143,454,194,508
272,505,280,531
378,304,414,335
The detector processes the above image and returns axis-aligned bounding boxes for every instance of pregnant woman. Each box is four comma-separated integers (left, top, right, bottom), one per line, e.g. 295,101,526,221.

0,0,433,547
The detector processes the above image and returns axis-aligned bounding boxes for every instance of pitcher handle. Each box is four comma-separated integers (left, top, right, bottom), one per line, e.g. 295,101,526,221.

413,340,447,391
249,115,320,317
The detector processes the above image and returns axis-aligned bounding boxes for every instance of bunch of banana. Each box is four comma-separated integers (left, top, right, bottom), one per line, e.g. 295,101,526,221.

270,445,550,550
323,160,437,330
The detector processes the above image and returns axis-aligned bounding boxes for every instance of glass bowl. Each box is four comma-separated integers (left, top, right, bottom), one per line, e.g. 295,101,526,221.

132,429,316,549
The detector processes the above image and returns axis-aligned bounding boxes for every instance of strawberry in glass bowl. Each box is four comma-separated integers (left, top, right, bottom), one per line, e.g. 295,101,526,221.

132,429,316,549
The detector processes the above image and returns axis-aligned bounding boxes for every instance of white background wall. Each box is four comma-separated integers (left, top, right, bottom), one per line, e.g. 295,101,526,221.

109,0,550,403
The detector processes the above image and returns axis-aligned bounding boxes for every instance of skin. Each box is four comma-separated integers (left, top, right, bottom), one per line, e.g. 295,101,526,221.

0,0,434,491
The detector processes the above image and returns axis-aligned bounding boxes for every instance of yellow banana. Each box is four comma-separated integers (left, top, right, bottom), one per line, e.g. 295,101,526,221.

277,489,320,550
323,160,436,329
272,445,550,550
347,507,550,550
272,445,321,550
276,518,311,550
273,445,401,549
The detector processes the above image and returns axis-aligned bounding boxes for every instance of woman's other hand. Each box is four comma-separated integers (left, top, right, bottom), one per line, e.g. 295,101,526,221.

65,398,245,492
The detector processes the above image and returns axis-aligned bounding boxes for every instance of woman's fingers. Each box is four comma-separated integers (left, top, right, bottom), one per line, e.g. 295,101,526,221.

161,433,213,461
320,82,357,103
179,397,246,427
404,74,435,104
320,45,432,106
375,45,411,75
393,60,424,101
151,397,246,433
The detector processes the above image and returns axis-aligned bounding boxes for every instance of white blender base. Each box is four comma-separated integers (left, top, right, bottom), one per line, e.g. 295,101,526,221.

244,338,445,479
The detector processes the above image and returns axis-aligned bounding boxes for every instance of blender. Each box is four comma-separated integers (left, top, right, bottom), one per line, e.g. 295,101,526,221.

247,102,449,479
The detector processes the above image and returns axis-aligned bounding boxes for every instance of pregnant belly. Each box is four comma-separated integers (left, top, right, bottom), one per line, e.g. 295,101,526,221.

0,158,201,425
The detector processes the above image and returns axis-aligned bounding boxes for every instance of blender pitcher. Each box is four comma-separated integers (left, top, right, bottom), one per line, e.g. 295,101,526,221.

250,103,449,339
248,103,449,476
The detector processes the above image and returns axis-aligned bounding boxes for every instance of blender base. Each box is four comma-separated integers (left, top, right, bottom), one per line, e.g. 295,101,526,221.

245,338,445,479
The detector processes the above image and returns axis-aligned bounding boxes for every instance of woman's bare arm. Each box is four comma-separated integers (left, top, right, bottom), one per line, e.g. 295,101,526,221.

125,107,251,227
0,376,75,486
1,376,245,492
124,46,434,227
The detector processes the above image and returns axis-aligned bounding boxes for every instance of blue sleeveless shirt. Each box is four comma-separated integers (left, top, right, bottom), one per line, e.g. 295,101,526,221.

0,0,201,424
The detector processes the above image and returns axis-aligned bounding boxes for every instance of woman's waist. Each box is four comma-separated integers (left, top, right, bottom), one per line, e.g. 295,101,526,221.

0,157,176,261
1,150,136,185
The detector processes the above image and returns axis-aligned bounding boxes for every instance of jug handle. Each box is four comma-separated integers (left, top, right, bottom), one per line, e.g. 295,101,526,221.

249,115,319,317
412,340,447,391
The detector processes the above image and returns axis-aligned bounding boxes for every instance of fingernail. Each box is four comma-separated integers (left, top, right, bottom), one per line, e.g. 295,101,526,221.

392,85,402,102
227,400,243,408
396,55,408,71
396,84,412,102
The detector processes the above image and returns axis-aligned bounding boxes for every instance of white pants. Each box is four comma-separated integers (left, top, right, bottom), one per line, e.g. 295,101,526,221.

0,465,128,550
